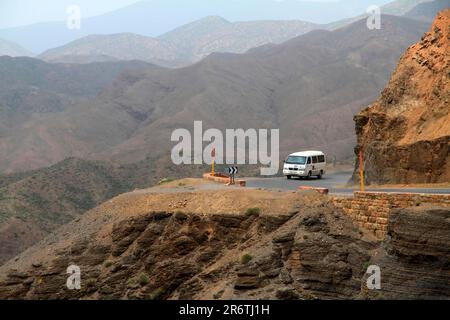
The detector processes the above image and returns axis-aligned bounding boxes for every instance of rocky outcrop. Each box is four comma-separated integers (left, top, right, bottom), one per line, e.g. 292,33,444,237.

353,10,450,184
0,192,378,300
0,188,448,300
362,206,450,300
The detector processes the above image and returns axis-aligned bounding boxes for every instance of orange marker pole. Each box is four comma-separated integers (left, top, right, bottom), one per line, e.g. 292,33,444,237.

359,150,365,192
211,147,216,176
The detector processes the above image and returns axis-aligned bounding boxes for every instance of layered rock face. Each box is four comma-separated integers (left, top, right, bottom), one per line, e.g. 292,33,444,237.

362,206,450,300
353,10,450,184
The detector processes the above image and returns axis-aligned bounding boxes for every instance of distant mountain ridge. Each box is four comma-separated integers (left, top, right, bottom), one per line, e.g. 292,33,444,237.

326,0,435,30
382,0,435,15
0,0,432,56
36,0,437,68
0,38,32,57
158,16,318,63
0,0,396,54
39,33,182,67
39,17,318,67
404,0,449,22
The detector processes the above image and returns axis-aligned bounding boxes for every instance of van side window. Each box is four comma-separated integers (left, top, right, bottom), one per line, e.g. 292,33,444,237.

312,156,318,164
318,155,325,163
307,157,311,164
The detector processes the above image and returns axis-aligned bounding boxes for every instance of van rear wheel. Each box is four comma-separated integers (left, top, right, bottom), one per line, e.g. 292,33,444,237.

307,171,312,180
318,170,323,179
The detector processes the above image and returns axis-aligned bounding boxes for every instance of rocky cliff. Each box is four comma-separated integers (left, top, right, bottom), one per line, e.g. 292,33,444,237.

0,185,448,300
362,206,450,300
0,190,377,300
353,10,450,184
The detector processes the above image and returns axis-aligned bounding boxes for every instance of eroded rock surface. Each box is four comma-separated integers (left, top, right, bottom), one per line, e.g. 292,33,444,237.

353,10,450,184
362,206,450,300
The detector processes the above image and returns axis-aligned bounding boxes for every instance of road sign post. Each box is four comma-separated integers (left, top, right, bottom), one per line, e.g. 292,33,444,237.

227,167,238,185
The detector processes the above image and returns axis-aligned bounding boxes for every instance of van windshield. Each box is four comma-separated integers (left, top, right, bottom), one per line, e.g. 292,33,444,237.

286,156,307,165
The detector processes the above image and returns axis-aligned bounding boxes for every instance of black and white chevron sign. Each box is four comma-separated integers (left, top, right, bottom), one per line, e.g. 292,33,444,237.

228,167,238,175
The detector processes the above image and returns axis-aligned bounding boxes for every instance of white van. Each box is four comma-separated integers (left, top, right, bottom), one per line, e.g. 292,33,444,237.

283,151,326,179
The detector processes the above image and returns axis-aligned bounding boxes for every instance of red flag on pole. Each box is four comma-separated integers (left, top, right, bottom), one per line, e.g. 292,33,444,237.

211,147,216,158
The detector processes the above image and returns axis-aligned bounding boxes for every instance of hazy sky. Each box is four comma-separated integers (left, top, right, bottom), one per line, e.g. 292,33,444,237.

0,0,139,28
0,0,393,29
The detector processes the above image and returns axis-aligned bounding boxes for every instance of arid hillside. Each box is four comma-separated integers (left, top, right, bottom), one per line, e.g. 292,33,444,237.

0,183,448,300
0,57,160,173
0,155,213,266
0,151,265,266
353,10,450,184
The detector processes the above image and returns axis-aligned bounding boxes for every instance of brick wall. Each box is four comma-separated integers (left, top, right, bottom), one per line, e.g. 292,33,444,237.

333,192,450,239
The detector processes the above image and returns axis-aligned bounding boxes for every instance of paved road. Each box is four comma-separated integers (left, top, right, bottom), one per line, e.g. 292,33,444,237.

245,171,450,195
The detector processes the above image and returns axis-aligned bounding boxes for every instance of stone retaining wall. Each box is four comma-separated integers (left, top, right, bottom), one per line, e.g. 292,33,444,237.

333,192,450,239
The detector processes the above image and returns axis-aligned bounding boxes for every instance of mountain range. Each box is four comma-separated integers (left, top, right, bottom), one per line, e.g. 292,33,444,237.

30,0,445,68
0,0,434,56
0,0,398,54
38,17,318,67
0,15,428,175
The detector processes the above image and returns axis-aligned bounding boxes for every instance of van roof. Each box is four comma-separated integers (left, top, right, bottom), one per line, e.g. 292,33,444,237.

289,151,325,157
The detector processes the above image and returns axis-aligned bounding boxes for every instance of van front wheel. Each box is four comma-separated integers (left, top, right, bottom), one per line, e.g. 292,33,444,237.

307,171,312,180
287,175,292,180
